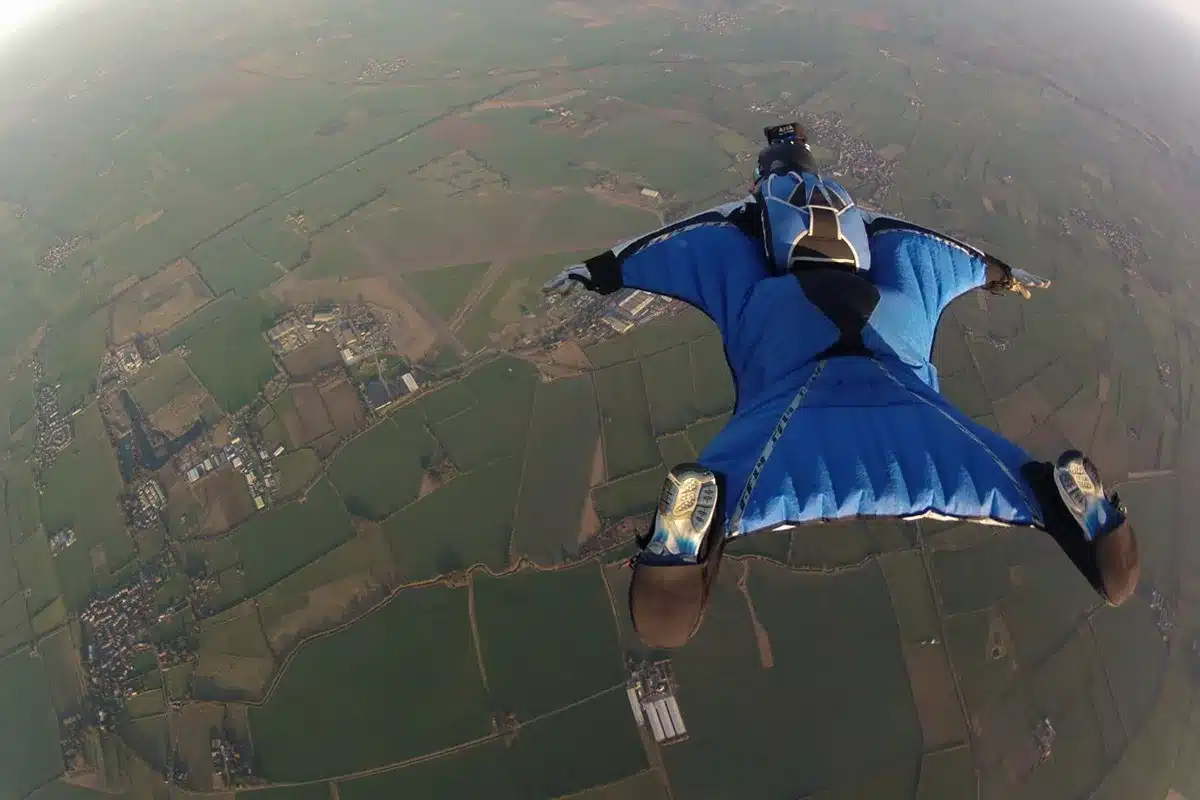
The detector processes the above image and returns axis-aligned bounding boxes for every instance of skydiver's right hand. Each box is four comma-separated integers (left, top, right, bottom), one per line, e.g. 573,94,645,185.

984,256,1051,299
542,264,593,295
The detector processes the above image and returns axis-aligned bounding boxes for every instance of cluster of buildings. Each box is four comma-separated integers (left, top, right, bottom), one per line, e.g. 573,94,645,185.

185,573,221,619
599,289,661,335
1033,717,1055,763
800,111,898,195
48,527,77,557
98,339,160,407
625,658,688,744
540,285,675,347
686,9,743,33
1148,585,1174,639
358,56,410,81
267,303,393,368
123,476,167,529
184,434,282,511
81,568,190,703
210,733,254,790
1069,208,1146,268
335,304,392,366
543,105,580,128
37,235,83,272
32,360,73,470
58,714,88,773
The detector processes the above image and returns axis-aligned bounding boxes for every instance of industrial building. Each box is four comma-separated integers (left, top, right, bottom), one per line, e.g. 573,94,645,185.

602,314,634,334
619,289,655,318
626,658,688,744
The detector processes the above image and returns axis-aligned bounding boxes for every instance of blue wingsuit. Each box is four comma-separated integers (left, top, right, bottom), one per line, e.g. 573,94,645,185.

584,173,1048,541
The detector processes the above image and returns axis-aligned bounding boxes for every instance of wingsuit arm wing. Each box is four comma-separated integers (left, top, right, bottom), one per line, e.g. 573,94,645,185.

558,199,771,337
859,212,996,319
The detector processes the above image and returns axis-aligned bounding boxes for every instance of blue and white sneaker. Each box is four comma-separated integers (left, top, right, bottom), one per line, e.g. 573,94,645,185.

629,464,725,648
641,465,719,563
1052,451,1124,542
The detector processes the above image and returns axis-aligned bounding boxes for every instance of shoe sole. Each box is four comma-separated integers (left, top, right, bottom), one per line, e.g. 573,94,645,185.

659,467,718,551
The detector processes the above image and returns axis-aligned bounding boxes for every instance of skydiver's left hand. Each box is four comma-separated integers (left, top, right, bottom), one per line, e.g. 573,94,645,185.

542,264,594,295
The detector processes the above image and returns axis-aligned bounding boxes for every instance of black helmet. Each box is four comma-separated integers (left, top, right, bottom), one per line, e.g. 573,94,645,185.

754,138,817,185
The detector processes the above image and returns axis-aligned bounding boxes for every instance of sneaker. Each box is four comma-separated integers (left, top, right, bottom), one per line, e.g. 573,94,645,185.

1053,451,1123,541
629,464,725,648
1029,452,1140,607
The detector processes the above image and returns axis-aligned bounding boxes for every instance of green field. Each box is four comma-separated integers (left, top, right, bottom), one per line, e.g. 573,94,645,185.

428,358,538,471
236,207,310,270
1090,598,1169,735
0,592,33,654
160,294,278,354
238,784,330,800
385,457,519,581
943,608,1019,715
780,517,912,570
39,625,83,717
916,747,976,799
40,407,133,608
690,333,736,417
15,533,61,616
274,448,321,499
185,311,278,412
657,432,696,468
406,261,490,321
473,563,623,720
250,584,490,781
128,354,194,414
255,526,395,644
337,740,512,800
511,377,600,564
879,551,941,644
119,714,169,772
592,466,665,521
641,344,699,435
230,479,353,599
190,231,282,297
929,537,1014,614
338,690,646,800
686,413,731,455
2,462,41,540
125,688,166,718
41,309,110,412
28,780,113,800
724,528,792,562
584,335,639,370
595,361,659,480
286,166,384,232
627,309,715,358
328,408,440,520
665,561,921,798
0,649,65,798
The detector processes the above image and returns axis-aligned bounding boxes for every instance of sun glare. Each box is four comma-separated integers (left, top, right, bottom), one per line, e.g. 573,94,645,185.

0,0,58,36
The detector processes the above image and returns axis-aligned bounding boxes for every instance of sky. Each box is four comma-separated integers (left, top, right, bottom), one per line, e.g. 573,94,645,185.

1156,0,1200,30
0,0,59,36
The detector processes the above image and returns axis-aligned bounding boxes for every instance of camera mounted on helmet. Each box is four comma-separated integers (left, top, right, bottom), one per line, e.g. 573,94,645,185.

753,123,816,186
753,122,871,277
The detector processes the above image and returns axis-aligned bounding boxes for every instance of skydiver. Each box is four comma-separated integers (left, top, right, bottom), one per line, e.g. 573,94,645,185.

546,123,1139,649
